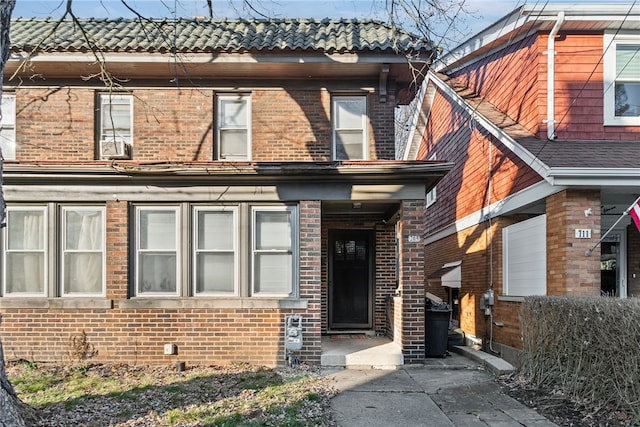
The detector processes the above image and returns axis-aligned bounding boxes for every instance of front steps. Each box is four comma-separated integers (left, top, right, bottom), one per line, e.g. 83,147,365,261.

321,336,403,369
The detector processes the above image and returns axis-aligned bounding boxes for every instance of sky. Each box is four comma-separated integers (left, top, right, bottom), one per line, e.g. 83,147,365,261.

11,0,613,49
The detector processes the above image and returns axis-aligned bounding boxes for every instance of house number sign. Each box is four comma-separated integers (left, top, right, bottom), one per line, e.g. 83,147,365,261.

575,229,592,239
408,235,421,243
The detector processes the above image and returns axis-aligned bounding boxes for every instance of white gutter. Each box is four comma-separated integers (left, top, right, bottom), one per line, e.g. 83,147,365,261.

545,11,565,140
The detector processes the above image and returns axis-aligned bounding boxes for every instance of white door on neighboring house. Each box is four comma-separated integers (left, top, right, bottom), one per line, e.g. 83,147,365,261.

601,230,627,298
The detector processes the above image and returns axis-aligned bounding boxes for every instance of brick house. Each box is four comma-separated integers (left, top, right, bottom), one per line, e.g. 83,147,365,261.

405,3,640,361
0,18,451,366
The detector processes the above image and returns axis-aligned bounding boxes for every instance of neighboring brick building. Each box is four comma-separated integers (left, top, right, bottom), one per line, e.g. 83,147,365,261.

0,18,452,366
404,3,640,360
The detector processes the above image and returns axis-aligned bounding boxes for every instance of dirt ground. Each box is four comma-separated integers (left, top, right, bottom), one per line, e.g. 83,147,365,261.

497,374,638,427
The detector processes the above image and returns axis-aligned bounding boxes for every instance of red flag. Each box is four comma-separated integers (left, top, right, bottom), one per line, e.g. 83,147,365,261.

630,198,640,233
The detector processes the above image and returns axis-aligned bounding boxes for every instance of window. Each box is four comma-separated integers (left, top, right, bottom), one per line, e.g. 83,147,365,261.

0,93,16,160
426,153,437,207
216,94,251,160
2,207,47,296
61,207,105,296
332,96,367,160
1,204,107,298
98,93,133,159
252,207,297,296
604,33,640,126
194,207,238,295
135,207,179,296
503,215,546,296
132,203,297,298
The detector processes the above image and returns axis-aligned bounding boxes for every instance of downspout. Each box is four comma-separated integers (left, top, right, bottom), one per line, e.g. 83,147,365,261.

546,11,565,140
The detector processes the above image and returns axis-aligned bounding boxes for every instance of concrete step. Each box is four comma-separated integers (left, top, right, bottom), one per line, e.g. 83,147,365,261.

321,336,403,369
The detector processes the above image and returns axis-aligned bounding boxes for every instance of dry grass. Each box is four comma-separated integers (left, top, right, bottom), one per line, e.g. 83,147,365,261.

7,361,336,426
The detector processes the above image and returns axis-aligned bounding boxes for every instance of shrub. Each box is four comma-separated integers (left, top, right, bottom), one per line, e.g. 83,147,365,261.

519,296,640,422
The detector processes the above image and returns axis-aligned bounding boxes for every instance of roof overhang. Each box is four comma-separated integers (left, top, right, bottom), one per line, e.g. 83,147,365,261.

547,168,640,187
2,160,453,187
5,51,428,94
436,3,640,73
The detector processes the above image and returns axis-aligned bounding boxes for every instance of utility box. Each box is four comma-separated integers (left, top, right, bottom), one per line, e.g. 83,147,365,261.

284,314,303,351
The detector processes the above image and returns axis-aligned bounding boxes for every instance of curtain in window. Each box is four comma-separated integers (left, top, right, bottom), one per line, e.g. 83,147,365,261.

64,210,102,294
6,211,44,293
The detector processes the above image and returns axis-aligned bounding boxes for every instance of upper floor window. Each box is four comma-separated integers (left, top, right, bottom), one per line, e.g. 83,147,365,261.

604,33,640,126
0,93,16,160
1,204,106,298
216,94,251,160
332,96,368,160
98,93,133,159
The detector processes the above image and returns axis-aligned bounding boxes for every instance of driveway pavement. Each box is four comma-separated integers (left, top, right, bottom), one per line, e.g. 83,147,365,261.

323,352,557,427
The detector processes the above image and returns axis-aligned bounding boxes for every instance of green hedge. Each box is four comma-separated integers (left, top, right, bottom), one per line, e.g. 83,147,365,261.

520,296,640,422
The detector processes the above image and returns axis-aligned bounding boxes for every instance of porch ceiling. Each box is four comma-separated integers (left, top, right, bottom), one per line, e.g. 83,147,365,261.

322,200,400,218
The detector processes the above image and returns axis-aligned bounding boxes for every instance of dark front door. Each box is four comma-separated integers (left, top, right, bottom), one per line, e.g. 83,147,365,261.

329,229,373,329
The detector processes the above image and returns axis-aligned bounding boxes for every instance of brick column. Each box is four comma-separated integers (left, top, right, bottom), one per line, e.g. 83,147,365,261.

398,199,426,361
546,189,601,296
299,200,322,364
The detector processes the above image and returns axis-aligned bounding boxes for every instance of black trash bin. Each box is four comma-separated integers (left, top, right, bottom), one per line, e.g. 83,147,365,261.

425,300,451,358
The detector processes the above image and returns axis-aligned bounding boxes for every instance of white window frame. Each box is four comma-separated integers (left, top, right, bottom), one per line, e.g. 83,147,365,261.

60,206,106,297
0,93,16,160
193,206,239,296
216,94,251,160
251,205,298,297
1,206,48,297
98,93,133,158
135,206,180,296
332,95,368,160
426,153,437,207
502,215,547,297
603,32,640,126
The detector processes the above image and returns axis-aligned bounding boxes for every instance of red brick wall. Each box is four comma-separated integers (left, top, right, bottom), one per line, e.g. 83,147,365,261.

425,216,524,347
546,189,601,296
398,200,425,360
0,200,323,367
12,85,395,163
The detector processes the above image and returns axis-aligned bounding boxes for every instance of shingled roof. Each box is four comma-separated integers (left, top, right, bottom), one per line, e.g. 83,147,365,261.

9,18,432,54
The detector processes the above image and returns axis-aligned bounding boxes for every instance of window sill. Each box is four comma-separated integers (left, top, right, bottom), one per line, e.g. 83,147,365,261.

498,295,525,303
119,297,308,310
0,298,113,309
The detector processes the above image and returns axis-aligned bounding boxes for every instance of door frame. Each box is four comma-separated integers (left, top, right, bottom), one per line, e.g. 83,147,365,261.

327,229,375,330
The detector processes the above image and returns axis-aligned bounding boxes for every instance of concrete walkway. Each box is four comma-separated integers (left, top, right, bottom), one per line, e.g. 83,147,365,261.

323,352,557,427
